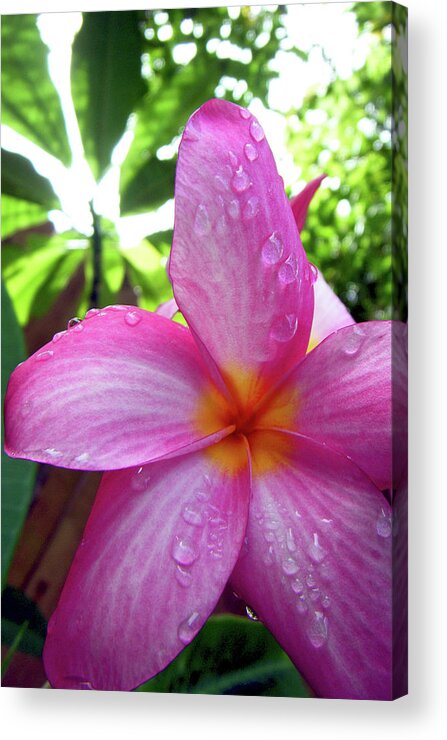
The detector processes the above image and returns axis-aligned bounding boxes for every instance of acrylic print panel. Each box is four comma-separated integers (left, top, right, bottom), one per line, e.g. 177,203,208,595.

1,1,408,700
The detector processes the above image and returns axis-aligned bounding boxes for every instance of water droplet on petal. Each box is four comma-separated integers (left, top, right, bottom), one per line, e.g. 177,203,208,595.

244,142,258,161
178,611,201,645
75,452,90,465
310,587,320,602
376,508,392,538
306,573,316,588
309,533,326,563
264,517,280,530
195,489,210,502
227,199,240,219
231,166,251,193
36,350,54,362
85,308,100,319
250,119,265,142
61,676,94,690
216,214,227,234
239,108,251,120
296,595,308,614
282,557,299,575
243,196,259,220
307,611,328,648
72,322,84,333
270,314,298,343
125,310,142,327
182,503,205,527
245,605,259,621
228,149,239,168
309,263,318,284
286,527,296,552
67,317,82,329
172,536,199,566
21,400,32,417
291,577,304,594
194,203,211,235
44,448,63,458
278,255,298,284
321,594,331,608
262,232,283,265
214,174,229,192
52,331,66,343
343,331,364,356
175,565,193,588
353,325,367,337
263,545,274,566
131,467,151,492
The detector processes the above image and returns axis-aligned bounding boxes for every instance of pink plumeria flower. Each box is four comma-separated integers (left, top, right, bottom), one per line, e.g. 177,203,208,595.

5,99,406,699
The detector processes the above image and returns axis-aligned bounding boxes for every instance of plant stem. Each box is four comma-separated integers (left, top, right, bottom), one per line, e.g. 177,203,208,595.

89,205,102,309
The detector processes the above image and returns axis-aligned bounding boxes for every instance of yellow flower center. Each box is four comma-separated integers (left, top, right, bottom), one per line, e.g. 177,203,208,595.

195,366,299,477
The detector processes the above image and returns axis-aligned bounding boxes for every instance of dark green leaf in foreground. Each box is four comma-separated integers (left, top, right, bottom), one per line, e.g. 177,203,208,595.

71,11,146,180
1,14,71,166
1,149,58,208
1,586,47,658
1,282,37,589
136,614,313,697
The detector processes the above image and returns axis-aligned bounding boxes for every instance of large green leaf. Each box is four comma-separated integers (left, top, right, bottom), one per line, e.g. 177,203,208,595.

120,241,172,310
1,282,37,589
2,234,88,326
1,14,71,165
1,149,58,208
71,11,146,179
1,586,47,657
1,195,49,240
136,614,313,697
119,55,222,212
120,156,176,215
119,6,289,214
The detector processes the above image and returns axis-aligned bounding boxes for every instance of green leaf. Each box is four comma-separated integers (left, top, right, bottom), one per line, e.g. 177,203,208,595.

102,241,125,296
1,149,58,207
136,615,313,697
120,156,176,215
30,245,87,320
71,11,146,179
1,282,37,589
1,14,71,165
1,195,49,241
119,55,221,204
2,234,88,326
1,620,29,677
120,241,172,310
1,586,47,658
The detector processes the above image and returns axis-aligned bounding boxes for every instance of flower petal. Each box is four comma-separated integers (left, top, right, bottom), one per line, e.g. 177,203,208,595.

231,431,393,700
5,306,233,471
290,174,326,232
155,296,179,319
308,269,354,351
257,321,406,490
43,438,250,690
169,99,314,407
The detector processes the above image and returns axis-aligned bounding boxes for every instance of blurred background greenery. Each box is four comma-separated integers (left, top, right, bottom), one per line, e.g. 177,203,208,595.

1,2,407,691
